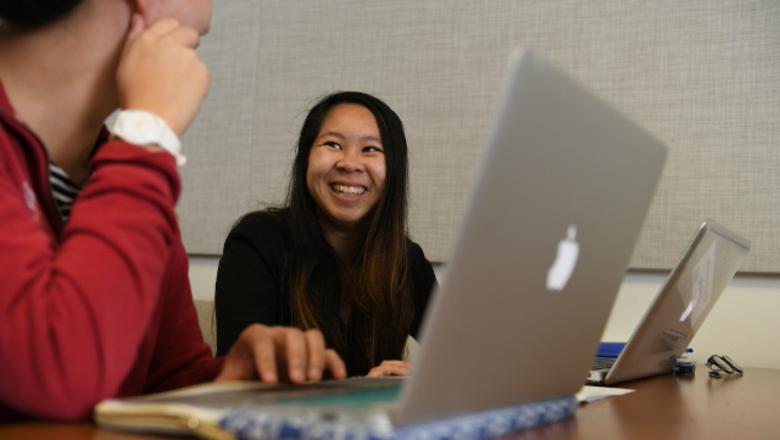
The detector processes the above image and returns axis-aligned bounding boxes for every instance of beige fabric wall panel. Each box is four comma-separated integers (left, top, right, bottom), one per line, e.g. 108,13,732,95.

179,1,780,273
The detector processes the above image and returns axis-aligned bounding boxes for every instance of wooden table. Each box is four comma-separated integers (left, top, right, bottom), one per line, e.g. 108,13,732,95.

511,366,778,439
1,367,777,439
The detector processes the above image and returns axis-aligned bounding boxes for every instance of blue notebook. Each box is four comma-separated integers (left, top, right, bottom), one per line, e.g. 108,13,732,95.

219,395,577,440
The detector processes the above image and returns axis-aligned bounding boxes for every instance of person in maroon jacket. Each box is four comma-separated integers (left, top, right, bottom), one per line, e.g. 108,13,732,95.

0,0,345,422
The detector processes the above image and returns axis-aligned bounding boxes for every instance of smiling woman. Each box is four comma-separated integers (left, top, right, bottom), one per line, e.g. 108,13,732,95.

306,103,387,249
215,91,437,377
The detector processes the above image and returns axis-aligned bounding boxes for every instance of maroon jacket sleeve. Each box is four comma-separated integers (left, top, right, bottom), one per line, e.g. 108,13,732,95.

144,241,224,393
0,140,208,420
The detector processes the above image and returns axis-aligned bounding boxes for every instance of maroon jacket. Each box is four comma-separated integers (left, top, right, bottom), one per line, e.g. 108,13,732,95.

0,82,221,421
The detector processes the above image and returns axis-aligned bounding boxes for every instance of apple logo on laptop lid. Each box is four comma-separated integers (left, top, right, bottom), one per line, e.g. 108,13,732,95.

546,225,579,291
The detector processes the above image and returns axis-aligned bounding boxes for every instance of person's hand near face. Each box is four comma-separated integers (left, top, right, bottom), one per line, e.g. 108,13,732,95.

216,324,347,383
116,15,208,137
116,0,213,137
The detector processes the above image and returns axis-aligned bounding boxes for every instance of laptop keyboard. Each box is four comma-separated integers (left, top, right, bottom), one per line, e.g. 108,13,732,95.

592,356,617,371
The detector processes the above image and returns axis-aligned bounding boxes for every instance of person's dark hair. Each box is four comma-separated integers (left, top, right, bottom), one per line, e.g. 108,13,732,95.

286,91,412,374
0,0,82,28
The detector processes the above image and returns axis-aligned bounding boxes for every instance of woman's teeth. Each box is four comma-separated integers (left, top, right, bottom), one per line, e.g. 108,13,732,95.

332,184,366,195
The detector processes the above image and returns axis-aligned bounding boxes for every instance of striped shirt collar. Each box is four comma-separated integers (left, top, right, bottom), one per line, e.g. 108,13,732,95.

48,163,83,223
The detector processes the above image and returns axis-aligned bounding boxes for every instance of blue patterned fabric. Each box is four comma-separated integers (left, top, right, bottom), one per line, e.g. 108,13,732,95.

219,396,576,440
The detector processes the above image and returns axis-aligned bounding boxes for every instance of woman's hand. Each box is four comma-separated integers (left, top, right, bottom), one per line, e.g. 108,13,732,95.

367,360,411,377
116,14,209,136
215,324,347,384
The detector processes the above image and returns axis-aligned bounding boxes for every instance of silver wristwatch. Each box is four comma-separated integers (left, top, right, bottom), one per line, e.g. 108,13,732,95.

105,109,186,166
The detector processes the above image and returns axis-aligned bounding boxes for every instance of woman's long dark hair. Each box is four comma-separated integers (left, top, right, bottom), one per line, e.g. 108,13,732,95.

0,0,82,28
286,91,412,373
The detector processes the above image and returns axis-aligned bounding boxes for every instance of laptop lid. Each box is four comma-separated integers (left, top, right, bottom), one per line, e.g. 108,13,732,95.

394,50,668,426
603,221,750,385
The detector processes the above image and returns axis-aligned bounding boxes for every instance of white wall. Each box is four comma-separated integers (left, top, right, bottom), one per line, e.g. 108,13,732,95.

189,255,221,301
190,256,779,369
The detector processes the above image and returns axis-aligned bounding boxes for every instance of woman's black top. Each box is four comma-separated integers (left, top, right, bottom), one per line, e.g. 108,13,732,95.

215,209,437,376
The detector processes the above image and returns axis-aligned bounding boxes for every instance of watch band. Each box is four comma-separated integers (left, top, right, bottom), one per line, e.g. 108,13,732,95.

105,109,186,166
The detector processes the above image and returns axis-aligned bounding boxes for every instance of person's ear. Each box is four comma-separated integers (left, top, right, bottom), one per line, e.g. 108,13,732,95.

127,0,145,14
127,0,155,26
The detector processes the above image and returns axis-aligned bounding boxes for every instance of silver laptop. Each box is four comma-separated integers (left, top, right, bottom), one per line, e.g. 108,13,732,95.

391,48,667,425
588,221,750,385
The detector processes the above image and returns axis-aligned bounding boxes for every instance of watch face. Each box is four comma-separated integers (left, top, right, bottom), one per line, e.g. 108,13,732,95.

115,110,163,145
106,109,183,164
